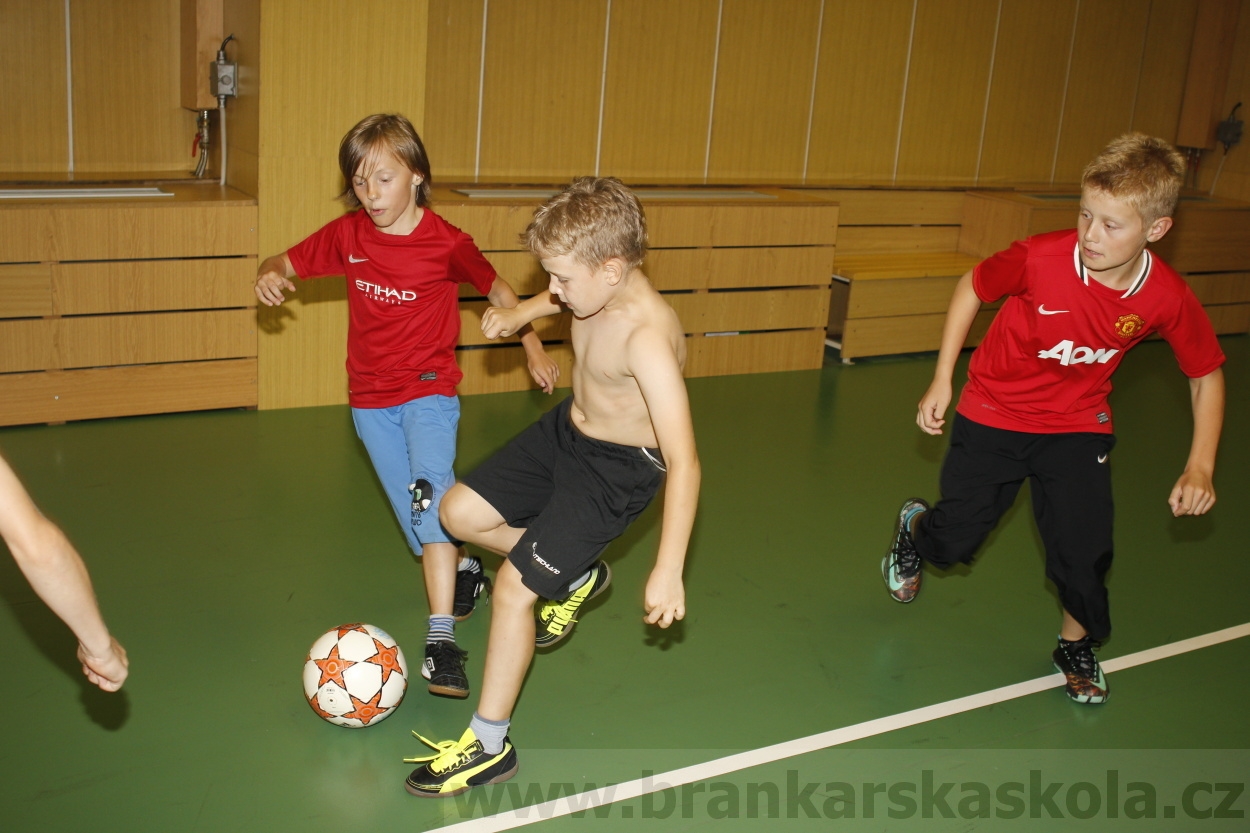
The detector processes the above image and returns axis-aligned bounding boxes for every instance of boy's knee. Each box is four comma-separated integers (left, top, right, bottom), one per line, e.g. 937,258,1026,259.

494,562,538,611
438,483,472,538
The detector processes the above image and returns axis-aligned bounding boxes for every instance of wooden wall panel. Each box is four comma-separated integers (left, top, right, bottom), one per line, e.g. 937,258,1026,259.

254,0,430,410
0,265,54,318
477,0,606,179
1132,0,1199,142
0,360,257,427
0,320,56,374
1206,2,1250,200
977,0,1077,183
0,2,68,172
71,0,196,172
685,329,826,377
1052,0,1151,182
806,0,915,181
456,344,574,395
54,258,257,315
481,252,549,296
424,0,485,180
668,287,830,333
707,0,823,181
0,197,258,263
58,309,256,369
599,0,719,181
837,226,962,255
804,189,966,226
895,0,999,182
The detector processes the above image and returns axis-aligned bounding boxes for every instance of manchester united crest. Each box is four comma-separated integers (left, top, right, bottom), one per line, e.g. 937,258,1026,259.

1114,313,1144,339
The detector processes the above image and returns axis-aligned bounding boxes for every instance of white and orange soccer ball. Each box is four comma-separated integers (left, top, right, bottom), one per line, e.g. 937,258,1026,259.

302,623,408,728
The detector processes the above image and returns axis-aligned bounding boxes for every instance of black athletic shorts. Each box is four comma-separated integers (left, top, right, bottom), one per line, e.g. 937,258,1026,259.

913,414,1117,641
461,397,666,600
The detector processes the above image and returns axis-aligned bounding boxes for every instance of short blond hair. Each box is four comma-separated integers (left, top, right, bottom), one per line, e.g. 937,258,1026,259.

1081,133,1185,225
338,114,432,209
523,177,648,272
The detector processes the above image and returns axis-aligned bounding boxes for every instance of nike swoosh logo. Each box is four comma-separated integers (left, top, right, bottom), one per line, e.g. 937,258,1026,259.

348,255,368,263
1038,305,1069,315
1097,454,1108,463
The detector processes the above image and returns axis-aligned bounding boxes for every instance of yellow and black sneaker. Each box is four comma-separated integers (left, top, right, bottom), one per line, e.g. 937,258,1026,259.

535,561,611,647
404,728,518,798
1052,636,1109,704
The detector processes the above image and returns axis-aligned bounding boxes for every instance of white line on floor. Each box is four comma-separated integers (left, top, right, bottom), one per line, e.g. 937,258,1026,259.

436,622,1250,831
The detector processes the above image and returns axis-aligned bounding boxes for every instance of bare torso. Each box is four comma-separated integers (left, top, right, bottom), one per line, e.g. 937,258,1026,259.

567,274,686,449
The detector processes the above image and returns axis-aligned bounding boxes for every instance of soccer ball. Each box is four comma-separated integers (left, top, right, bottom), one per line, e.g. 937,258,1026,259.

303,623,408,728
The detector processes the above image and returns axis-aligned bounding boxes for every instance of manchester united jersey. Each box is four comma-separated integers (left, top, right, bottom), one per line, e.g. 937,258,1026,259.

288,209,497,408
956,229,1224,434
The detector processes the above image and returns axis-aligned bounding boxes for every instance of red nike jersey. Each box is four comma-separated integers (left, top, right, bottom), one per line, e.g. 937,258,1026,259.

288,209,497,408
957,229,1224,433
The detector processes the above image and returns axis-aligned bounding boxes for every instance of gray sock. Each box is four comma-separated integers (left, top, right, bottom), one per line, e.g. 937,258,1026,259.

470,712,510,755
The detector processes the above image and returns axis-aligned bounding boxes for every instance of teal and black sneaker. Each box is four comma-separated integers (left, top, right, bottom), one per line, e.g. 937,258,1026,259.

405,728,518,797
535,561,611,647
1053,636,1109,704
882,498,929,603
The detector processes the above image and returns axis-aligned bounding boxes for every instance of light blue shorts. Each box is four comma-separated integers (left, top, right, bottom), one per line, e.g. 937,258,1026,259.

351,394,460,555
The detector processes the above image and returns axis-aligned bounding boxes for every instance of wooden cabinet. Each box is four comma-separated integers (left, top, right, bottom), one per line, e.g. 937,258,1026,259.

0,184,258,426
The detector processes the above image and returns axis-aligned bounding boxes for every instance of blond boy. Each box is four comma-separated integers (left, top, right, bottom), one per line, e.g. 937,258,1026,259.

883,134,1225,704
404,177,699,796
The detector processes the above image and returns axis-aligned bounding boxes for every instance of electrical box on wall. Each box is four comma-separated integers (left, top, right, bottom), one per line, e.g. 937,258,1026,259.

180,0,224,110
210,57,237,98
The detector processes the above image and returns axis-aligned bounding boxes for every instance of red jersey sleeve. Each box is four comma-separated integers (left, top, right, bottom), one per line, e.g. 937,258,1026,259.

286,215,349,279
1157,282,1226,378
448,230,497,296
972,237,1031,303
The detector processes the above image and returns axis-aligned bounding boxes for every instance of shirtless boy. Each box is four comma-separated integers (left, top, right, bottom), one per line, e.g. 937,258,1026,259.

403,176,700,797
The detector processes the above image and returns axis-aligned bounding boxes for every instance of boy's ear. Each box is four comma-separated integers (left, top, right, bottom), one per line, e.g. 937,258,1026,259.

1145,216,1173,243
602,256,627,285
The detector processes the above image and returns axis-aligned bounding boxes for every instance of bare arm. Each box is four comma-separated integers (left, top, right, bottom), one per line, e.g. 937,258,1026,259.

630,332,700,628
485,277,560,393
918,269,983,435
0,456,128,691
254,252,297,306
1168,367,1224,516
480,291,564,339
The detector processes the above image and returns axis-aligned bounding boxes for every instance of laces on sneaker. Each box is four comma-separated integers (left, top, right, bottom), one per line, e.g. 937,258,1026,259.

404,732,468,770
894,531,922,578
1062,637,1101,678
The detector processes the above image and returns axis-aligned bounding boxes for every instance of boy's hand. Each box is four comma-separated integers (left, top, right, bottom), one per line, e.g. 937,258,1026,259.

524,344,560,394
481,306,526,339
255,257,296,306
1169,470,1216,516
917,378,953,435
78,636,129,692
643,568,685,628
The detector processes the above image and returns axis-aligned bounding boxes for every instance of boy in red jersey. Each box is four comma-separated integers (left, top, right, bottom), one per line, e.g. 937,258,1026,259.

882,134,1225,703
255,115,557,700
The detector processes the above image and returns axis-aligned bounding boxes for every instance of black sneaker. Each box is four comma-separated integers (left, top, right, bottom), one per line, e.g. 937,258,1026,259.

1052,636,1109,704
453,558,492,622
405,728,518,798
535,561,611,647
421,641,469,698
882,498,929,603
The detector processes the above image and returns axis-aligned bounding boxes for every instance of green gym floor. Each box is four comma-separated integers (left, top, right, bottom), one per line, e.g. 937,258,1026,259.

1,337,1246,832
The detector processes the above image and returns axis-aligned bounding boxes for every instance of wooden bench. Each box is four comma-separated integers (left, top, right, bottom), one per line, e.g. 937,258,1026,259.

803,188,988,361
826,251,998,360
